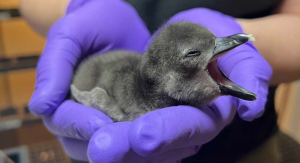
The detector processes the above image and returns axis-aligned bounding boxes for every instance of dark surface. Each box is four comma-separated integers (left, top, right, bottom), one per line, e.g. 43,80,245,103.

182,86,278,162
125,0,281,33
278,132,300,163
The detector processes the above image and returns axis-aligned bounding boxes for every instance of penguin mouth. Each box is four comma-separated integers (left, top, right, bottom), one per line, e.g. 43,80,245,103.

206,34,257,101
207,59,256,101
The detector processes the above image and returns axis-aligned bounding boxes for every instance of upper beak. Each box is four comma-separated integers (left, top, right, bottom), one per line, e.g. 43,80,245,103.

214,33,255,56
210,33,257,101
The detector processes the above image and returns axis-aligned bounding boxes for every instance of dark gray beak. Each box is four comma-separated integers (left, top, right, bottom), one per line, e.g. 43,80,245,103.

211,33,257,101
214,33,255,56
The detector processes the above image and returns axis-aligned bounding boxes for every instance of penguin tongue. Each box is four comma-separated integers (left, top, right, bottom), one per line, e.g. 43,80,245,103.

207,59,257,101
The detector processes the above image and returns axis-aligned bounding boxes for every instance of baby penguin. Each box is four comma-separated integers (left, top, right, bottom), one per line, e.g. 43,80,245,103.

71,21,256,122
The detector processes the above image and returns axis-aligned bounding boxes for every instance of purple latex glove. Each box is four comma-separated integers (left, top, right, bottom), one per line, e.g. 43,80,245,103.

29,0,150,115
86,8,272,163
28,0,150,161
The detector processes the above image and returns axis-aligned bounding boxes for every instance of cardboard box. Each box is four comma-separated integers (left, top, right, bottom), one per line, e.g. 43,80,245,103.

0,73,10,109
7,68,36,107
0,18,45,58
0,0,19,9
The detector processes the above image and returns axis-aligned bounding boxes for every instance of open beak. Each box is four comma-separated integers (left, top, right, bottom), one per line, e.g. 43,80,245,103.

207,34,257,101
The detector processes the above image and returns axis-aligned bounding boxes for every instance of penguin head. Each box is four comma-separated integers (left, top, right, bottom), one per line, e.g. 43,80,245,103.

142,21,256,105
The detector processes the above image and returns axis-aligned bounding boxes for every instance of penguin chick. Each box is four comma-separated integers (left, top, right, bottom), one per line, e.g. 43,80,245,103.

71,21,256,122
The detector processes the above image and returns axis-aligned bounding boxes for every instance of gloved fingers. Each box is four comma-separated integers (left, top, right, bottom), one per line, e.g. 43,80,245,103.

28,15,113,116
88,122,200,163
56,136,89,161
29,0,150,116
217,46,272,121
43,100,113,140
65,0,150,55
28,39,79,116
208,96,237,126
28,15,87,116
88,122,134,163
128,105,230,157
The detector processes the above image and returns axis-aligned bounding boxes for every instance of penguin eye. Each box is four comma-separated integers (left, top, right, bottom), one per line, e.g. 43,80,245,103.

185,49,201,57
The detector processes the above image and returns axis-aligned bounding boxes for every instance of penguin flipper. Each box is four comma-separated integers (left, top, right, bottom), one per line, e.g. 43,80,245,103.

70,85,125,121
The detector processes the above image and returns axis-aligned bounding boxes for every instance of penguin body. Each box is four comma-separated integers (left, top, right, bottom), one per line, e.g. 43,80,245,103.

72,51,148,121
71,22,256,122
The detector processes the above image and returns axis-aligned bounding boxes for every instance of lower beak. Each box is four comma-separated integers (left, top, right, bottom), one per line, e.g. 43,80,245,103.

209,33,257,101
218,70,257,101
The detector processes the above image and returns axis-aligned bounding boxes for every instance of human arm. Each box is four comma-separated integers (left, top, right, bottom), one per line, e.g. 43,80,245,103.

19,0,70,36
237,0,300,85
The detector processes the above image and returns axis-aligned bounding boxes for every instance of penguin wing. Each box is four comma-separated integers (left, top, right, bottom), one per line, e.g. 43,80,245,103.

71,85,107,108
70,85,125,121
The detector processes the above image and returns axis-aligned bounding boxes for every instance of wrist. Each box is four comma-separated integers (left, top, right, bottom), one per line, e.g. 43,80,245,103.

61,0,72,16
66,0,119,14
66,0,93,14
236,19,252,35
20,0,71,37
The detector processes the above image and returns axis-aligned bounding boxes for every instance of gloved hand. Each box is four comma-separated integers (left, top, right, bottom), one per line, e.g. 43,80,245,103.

87,8,272,163
28,0,150,161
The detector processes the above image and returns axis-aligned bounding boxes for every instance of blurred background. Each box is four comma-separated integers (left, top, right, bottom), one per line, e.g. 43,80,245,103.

0,0,300,163
0,0,71,163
